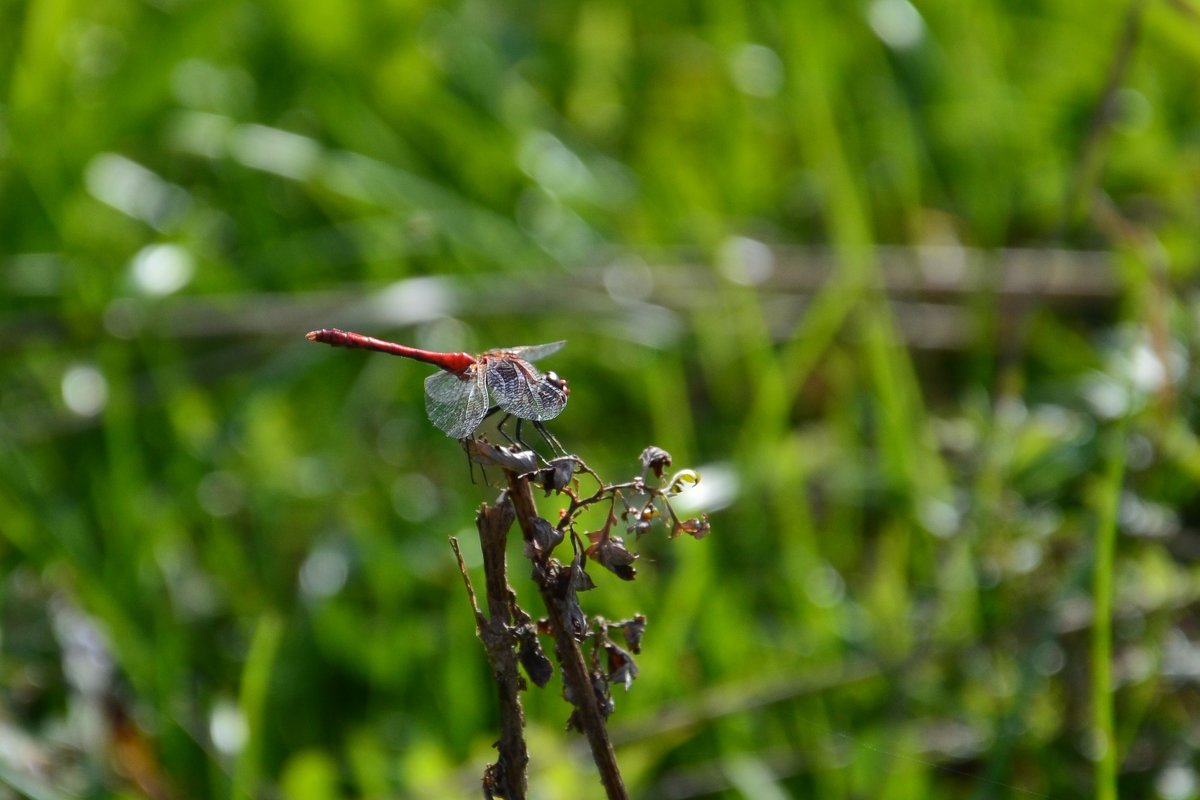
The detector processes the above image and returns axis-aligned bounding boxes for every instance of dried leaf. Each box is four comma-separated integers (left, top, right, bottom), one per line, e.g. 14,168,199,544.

605,642,639,691
517,627,553,688
673,515,711,539
464,438,539,473
585,535,638,580
565,599,587,639
570,562,597,593
557,553,589,638
523,517,564,558
538,456,576,494
622,614,647,654
593,669,615,716
639,446,673,478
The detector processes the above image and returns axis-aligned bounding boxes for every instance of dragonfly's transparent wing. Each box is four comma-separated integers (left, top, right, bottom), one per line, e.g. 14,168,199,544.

530,373,569,419
486,358,568,422
424,366,490,438
487,340,566,363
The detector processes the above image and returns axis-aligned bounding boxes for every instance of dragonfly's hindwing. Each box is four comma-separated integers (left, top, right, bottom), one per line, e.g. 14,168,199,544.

424,367,489,438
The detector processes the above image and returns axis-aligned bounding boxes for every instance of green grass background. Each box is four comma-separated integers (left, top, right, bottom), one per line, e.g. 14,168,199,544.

3,0,1200,797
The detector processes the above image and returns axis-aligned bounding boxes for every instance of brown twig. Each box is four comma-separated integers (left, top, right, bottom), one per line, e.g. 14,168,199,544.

452,501,529,799
450,446,699,796
505,471,630,800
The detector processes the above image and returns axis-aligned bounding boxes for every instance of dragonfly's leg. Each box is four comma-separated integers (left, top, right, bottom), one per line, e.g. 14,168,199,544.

461,439,482,485
515,418,558,456
506,416,555,463
480,404,517,447
497,412,540,454
494,413,522,448
488,405,551,459
469,452,485,485
534,421,566,456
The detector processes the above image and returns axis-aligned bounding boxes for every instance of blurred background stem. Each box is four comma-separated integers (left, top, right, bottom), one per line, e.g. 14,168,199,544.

1091,421,1126,800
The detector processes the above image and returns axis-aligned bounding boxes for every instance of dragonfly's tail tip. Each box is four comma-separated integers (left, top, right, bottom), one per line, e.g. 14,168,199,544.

305,330,323,341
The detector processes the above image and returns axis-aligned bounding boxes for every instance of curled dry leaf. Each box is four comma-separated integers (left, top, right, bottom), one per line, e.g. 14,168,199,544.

569,560,597,593
604,642,639,691
517,625,554,688
560,566,588,639
591,669,615,717
538,456,576,494
524,516,564,559
639,446,673,478
585,534,638,581
622,614,646,654
672,515,711,539
464,438,539,473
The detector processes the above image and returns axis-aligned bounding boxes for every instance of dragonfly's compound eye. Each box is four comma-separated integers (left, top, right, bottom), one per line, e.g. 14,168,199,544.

545,371,569,396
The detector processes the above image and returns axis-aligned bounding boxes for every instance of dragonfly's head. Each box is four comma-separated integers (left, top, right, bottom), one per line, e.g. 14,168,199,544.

545,371,569,398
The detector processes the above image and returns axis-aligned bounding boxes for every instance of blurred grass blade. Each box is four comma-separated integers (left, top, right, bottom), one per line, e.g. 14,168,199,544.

1091,424,1125,800
233,614,285,799
722,755,792,800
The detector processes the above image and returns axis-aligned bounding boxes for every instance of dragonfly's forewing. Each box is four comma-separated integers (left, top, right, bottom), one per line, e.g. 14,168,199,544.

489,341,566,363
425,366,490,439
486,358,568,422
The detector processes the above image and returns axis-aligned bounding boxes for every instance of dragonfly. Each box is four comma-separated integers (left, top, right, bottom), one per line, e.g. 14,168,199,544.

306,328,569,446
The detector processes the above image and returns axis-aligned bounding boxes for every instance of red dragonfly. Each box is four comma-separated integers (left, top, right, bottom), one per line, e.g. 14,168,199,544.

306,328,569,441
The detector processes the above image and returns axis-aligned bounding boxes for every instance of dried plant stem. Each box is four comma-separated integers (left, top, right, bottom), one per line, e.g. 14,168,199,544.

505,472,630,800
452,500,529,799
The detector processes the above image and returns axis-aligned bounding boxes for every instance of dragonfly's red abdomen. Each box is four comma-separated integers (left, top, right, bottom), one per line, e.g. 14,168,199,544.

306,328,475,373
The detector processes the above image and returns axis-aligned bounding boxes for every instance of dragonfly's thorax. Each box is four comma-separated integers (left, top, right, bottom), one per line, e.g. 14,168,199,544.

441,352,476,374
453,361,481,379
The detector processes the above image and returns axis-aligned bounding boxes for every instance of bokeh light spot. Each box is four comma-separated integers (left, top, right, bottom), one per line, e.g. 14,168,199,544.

300,546,350,599
209,700,249,756
717,236,774,286
867,0,925,50
130,243,194,296
729,44,784,98
197,471,245,517
61,364,109,417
